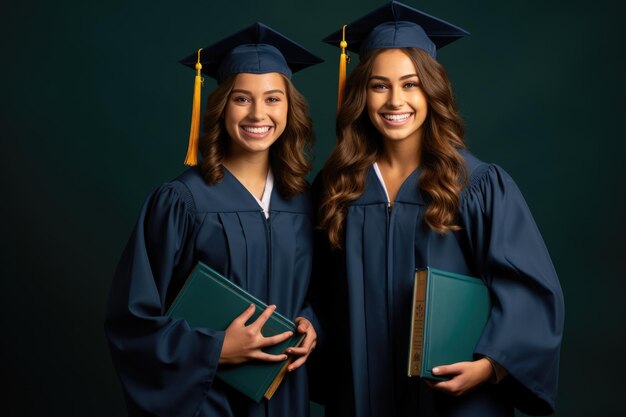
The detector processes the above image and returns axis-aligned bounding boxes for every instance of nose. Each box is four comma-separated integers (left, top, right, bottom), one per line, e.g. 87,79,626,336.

250,102,266,121
388,86,403,109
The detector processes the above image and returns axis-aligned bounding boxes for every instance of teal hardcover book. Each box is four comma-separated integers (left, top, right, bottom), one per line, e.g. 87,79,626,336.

407,267,491,381
166,261,303,402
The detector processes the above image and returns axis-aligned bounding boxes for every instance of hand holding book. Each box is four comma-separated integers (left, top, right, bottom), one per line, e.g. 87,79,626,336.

166,262,306,402
407,267,491,382
220,304,295,365
424,358,494,396
285,317,318,372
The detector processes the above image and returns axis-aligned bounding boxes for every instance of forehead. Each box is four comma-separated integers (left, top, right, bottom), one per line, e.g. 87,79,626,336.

370,49,418,77
231,72,287,92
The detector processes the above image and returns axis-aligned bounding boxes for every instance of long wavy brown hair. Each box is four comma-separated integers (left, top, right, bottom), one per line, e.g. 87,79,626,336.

198,74,314,198
319,48,468,249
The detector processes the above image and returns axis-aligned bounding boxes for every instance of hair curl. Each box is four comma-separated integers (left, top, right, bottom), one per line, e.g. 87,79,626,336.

319,48,468,249
198,74,314,198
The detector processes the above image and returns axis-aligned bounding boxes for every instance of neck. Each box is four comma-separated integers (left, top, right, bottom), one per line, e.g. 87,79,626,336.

224,153,269,179
378,134,422,173
223,149,270,200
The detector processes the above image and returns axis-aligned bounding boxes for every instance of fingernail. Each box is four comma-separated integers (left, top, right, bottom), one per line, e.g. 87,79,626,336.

432,367,440,374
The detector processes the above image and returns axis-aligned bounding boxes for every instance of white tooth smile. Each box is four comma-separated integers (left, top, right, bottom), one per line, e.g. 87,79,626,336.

243,126,271,134
383,113,412,122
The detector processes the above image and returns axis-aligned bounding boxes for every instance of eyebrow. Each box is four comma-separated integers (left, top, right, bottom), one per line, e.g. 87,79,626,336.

369,74,419,82
231,88,286,95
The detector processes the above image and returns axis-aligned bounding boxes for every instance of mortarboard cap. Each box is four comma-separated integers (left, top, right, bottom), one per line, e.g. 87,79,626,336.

180,22,323,83
180,22,323,166
323,1,469,58
323,1,469,109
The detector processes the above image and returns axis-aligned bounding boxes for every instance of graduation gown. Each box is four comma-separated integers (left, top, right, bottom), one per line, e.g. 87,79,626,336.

310,150,564,417
105,167,316,417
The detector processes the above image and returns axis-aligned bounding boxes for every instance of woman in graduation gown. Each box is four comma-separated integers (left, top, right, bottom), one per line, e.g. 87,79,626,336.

311,2,564,417
105,23,323,417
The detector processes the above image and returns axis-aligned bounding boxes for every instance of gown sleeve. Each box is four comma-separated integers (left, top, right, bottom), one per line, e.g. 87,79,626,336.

104,182,224,417
459,164,565,416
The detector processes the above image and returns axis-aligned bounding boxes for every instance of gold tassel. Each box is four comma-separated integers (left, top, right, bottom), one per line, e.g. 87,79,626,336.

184,48,204,166
337,25,349,112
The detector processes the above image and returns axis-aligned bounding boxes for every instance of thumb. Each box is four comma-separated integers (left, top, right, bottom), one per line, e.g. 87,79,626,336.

432,362,463,376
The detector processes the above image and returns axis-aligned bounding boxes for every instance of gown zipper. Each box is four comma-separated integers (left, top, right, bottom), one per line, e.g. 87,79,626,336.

386,200,399,417
262,210,272,305
262,209,272,417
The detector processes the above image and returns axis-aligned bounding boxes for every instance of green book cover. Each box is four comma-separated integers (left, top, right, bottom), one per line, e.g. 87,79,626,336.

166,261,303,402
407,267,491,381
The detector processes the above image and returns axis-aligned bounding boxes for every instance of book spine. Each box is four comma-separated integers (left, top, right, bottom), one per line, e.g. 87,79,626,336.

263,333,306,400
408,269,428,377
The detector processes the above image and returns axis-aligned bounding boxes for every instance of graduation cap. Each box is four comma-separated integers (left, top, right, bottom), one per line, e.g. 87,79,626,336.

323,1,469,109
179,22,323,166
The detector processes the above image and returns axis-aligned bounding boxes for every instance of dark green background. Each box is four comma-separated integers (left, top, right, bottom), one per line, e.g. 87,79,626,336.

2,0,624,416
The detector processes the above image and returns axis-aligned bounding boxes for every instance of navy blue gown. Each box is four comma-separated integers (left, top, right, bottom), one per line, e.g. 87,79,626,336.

105,167,316,417
310,150,564,417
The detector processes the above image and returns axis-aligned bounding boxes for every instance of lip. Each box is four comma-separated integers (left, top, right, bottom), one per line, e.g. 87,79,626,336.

380,112,414,127
240,125,274,138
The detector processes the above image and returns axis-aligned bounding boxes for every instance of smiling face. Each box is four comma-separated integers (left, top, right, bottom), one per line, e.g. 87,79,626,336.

224,72,288,157
366,49,428,145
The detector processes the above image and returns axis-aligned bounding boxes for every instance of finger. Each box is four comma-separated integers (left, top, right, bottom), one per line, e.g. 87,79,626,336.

428,379,453,393
295,317,310,333
286,346,308,356
424,379,436,388
249,305,276,330
232,304,256,326
253,351,289,362
432,362,465,377
297,328,313,347
260,330,294,347
427,376,465,396
287,354,308,372
296,322,317,348
424,379,458,393
286,338,316,356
